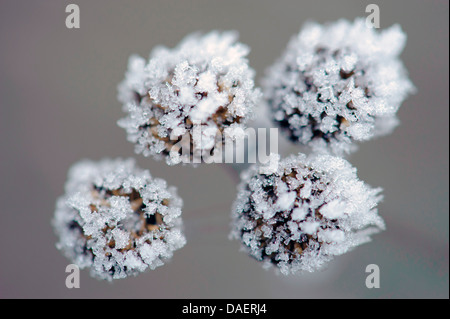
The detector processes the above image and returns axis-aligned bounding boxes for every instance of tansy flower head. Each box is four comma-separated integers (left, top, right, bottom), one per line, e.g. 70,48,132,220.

263,18,415,155
53,158,186,281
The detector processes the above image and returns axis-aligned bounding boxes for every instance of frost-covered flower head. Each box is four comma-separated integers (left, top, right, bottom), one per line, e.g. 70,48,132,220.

230,153,385,275
118,31,261,165
52,158,186,281
263,18,415,155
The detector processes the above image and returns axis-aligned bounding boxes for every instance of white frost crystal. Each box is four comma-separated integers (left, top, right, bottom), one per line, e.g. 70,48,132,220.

52,158,186,281
263,18,415,155
118,31,261,165
230,153,385,275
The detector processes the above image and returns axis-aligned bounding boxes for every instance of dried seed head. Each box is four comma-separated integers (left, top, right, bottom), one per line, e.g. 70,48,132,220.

52,158,186,281
262,18,415,155
118,31,261,165
230,153,385,275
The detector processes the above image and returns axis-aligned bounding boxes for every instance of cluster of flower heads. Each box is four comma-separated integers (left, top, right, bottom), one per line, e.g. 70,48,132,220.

118,30,261,165
52,158,185,281
230,153,385,275
263,18,415,155
54,18,413,280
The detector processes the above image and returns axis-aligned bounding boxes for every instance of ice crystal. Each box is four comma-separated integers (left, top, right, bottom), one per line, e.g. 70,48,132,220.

118,31,261,165
230,153,385,275
263,18,415,155
52,158,186,281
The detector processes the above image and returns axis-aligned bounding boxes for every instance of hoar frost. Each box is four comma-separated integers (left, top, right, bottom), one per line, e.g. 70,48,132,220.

118,31,261,165
230,153,385,275
52,158,186,281
263,18,415,155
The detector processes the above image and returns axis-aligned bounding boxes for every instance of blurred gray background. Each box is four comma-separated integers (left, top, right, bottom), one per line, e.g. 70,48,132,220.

0,0,448,298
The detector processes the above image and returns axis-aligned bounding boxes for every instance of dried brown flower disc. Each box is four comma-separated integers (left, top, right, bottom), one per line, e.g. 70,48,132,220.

53,158,186,281
230,153,385,274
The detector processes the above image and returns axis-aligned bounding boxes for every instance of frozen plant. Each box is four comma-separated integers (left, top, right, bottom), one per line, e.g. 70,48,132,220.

263,18,415,155
52,158,186,281
230,153,385,275
118,30,261,165
53,16,415,281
